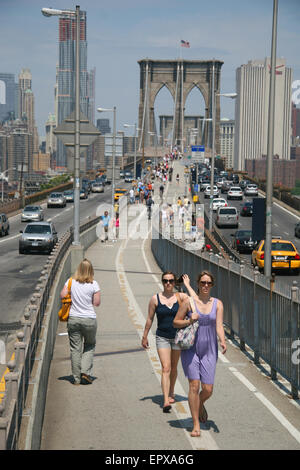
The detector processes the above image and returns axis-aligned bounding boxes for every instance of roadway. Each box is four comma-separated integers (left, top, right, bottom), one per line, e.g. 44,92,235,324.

0,183,129,328
199,188,300,289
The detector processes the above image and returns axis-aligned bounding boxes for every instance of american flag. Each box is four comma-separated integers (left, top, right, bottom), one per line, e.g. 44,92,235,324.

181,40,190,48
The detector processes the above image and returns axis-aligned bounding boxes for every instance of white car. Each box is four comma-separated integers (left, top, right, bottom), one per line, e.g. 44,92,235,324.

212,198,227,211
204,185,219,198
244,184,258,196
91,183,104,193
227,186,243,200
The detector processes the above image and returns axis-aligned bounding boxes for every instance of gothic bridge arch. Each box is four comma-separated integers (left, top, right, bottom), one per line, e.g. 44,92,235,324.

137,59,223,152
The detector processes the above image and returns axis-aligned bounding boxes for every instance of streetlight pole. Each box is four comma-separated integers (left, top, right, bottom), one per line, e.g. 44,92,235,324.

265,0,278,280
42,5,81,246
98,107,116,210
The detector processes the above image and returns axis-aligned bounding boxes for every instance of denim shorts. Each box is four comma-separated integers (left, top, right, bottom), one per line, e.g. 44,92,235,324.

156,334,181,351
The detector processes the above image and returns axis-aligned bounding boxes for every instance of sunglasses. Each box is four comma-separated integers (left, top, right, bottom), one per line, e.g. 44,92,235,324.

200,281,213,286
162,279,175,284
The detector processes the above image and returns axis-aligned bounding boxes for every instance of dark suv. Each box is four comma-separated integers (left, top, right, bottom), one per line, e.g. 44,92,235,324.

0,213,9,236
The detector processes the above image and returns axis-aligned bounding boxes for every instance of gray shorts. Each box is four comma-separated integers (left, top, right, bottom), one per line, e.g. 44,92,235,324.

156,334,181,351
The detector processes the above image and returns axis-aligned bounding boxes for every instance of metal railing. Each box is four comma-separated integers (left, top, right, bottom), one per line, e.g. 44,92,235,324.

151,227,300,400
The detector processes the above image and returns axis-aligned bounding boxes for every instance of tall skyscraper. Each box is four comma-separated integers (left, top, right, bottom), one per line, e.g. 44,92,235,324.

0,73,17,122
234,58,292,171
18,68,39,153
56,9,89,167
220,119,235,169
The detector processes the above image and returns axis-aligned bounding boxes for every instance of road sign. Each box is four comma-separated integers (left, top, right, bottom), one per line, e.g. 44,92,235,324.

191,145,205,152
191,145,205,164
54,110,101,172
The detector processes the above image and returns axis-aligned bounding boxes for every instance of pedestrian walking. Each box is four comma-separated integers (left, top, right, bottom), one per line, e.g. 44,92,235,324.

176,174,180,184
60,259,101,385
101,210,111,242
173,271,226,437
142,272,188,412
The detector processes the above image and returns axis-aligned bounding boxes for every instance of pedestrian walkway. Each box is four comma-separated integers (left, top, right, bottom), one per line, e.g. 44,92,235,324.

40,160,300,451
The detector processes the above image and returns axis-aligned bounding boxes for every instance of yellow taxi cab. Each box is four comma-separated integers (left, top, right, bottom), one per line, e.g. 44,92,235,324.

114,188,127,201
251,237,300,273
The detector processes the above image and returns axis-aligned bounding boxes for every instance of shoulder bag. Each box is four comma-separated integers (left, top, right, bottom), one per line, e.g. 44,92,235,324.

174,296,199,350
58,277,72,322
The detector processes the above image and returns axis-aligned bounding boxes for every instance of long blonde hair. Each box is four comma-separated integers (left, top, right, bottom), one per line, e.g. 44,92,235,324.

74,258,94,284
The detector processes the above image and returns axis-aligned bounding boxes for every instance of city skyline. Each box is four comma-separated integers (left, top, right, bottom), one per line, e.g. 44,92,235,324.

0,0,299,139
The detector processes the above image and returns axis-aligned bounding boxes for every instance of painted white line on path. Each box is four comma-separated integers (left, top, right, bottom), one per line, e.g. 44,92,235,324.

114,207,219,450
218,353,300,444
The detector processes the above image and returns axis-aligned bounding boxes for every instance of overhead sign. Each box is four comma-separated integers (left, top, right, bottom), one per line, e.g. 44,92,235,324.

191,146,205,152
54,110,101,172
191,145,205,163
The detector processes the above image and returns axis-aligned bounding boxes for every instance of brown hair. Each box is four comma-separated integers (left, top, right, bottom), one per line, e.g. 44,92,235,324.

197,271,215,286
74,258,94,284
161,271,176,282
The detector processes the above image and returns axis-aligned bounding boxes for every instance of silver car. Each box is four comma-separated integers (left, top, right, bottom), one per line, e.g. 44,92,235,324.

216,206,239,228
244,184,258,196
64,190,74,202
47,192,66,208
21,205,44,222
91,183,104,193
19,222,58,254
204,185,219,198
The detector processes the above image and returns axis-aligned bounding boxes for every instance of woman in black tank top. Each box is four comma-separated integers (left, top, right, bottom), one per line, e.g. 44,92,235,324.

142,271,188,412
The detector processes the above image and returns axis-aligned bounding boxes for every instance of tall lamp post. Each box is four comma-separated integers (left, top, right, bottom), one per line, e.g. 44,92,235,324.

124,123,137,179
42,5,81,246
209,92,237,231
97,107,116,210
265,0,278,280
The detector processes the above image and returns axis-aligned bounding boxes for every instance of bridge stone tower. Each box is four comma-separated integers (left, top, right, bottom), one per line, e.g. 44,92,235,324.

137,59,223,153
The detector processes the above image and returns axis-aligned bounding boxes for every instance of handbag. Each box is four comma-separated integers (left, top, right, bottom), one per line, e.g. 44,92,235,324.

58,277,72,322
174,296,199,350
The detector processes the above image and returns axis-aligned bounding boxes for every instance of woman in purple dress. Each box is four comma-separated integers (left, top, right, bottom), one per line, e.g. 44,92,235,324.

173,271,227,437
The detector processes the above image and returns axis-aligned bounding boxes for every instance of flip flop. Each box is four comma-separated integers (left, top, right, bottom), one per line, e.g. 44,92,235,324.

163,405,172,413
190,430,201,437
199,405,208,423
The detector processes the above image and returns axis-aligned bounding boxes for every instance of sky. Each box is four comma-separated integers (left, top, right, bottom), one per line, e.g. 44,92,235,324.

0,0,300,139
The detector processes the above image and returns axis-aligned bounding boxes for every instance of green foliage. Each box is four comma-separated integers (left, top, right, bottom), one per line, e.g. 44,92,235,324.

40,174,70,191
291,180,300,195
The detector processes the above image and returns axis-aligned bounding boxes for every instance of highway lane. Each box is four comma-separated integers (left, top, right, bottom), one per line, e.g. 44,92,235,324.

0,183,127,327
199,189,300,289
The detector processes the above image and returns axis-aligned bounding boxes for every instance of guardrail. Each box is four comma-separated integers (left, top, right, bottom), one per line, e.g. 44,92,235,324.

151,226,300,401
0,215,101,450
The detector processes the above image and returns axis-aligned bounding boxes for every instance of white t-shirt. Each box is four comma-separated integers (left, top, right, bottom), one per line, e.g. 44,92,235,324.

65,278,100,319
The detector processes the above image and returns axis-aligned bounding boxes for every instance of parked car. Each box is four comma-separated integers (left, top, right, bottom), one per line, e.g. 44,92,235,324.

80,188,88,199
295,222,300,238
21,205,44,222
231,230,257,253
19,222,58,254
251,238,300,274
240,201,253,217
204,185,219,198
64,190,74,202
244,184,258,197
91,183,104,193
47,192,66,208
0,213,9,236
227,186,243,200
212,198,227,211
216,206,239,228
